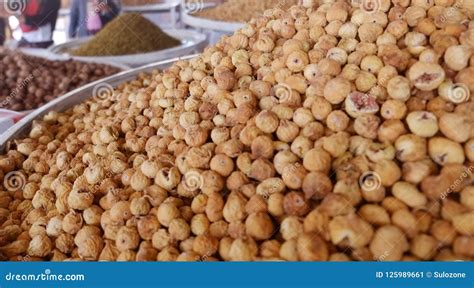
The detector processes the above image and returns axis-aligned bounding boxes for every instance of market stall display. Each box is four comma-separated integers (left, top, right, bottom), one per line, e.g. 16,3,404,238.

0,49,122,112
121,1,181,29
194,0,297,22
180,1,243,45
181,1,244,32
181,0,297,44
71,13,181,56
0,56,195,147
0,0,473,263
49,14,207,67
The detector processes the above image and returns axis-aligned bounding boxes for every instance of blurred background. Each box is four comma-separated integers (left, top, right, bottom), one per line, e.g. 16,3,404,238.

0,0,237,47
0,0,293,130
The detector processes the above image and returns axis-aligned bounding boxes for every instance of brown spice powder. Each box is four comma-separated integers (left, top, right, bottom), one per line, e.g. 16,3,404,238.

72,13,181,56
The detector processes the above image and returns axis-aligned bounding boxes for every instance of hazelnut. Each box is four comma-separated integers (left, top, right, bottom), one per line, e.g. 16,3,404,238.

395,134,427,162
370,225,409,261
28,234,53,257
245,212,274,240
439,113,471,142
408,62,446,91
392,181,427,208
116,226,140,252
283,191,310,216
387,76,411,102
444,45,471,71
428,137,465,165
406,111,439,137
296,232,329,261
157,203,181,227
329,214,374,249
255,110,279,133
323,77,351,104
452,212,474,236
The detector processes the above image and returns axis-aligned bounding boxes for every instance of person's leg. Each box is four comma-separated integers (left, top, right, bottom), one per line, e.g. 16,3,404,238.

49,0,62,36
0,18,5,46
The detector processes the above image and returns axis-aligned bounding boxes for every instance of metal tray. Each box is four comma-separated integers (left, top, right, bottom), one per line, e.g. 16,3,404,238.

122,1,180,12
0,55,198,153
48,29,207,67
19,48,132,70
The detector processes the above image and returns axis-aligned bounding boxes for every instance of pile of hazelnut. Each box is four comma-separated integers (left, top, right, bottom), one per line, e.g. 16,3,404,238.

0,49,121,111
194,0,298,23
0,0,473,261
